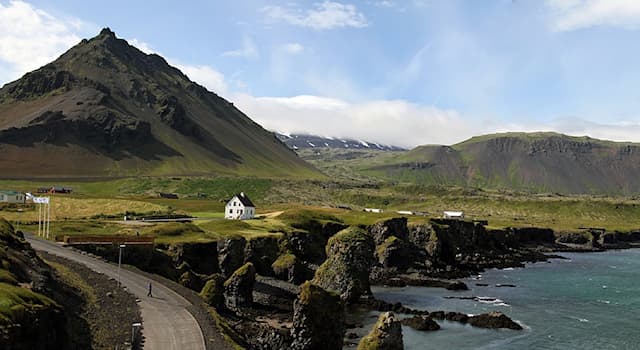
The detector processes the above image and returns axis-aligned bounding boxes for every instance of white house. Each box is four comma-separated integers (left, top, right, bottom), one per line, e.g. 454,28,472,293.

443,211,464,219
364,208,384,213
0,191,26,204
225,192,255,220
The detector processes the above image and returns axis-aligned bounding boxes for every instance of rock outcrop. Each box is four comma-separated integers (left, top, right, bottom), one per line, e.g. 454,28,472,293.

223,262,256,312
0,219,69,350
272,253,313,284
468,312,523,330
244,237,279,276
401,315,440,331
291,282,345,350
357,312,403,350
218,238,247,278
370,218,409,245
313,227,375,302
199,273,225,310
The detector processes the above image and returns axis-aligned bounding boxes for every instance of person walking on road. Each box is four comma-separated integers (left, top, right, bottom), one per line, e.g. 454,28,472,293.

147,281,153,297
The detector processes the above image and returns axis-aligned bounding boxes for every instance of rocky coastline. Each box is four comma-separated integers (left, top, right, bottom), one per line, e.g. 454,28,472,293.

73,215,640,349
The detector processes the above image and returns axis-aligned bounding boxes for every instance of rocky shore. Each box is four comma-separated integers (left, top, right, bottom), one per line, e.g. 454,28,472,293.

72,215,640,349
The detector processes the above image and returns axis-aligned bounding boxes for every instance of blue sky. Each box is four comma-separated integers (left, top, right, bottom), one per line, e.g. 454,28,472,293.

2,0,640,147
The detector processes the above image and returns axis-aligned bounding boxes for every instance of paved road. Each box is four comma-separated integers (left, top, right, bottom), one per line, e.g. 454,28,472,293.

26,234,206,350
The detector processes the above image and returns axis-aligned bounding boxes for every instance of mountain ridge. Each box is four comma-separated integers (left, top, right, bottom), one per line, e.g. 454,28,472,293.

275,132,405,151
363,132,640,194
0,28,320,178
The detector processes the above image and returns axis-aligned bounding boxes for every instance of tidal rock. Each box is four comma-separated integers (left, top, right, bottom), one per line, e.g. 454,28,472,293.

218,237,247,278
199,273,225,309
445,312,469,323
223,262,256,312
370,218,409,245
357,312,403,350
468,312,523,330
401,315,440,331
313,227,375,302
291,281,345,350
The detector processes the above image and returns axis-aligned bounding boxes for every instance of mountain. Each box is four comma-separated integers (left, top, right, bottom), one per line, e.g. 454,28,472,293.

364,132,640,194
275,133,405,151
0,28,319,178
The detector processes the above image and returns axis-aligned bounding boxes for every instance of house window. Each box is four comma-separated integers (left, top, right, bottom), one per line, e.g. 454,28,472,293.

229,209,232,214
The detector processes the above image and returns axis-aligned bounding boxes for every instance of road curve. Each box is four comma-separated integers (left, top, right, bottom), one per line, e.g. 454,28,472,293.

26,234,206,350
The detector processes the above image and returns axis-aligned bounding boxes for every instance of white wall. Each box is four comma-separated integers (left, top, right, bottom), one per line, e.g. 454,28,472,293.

224,196,255,220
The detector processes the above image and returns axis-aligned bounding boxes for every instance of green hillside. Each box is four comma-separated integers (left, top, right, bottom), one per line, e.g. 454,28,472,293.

321,132,640,195
0,28,320,179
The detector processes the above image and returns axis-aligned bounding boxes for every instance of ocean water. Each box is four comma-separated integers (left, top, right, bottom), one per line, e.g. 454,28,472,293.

370,249,640,350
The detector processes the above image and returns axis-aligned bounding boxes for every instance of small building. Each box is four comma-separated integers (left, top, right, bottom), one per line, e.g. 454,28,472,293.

396,210,414,215
0,191,26,204
37,186,72,194
364,208,384,213
225,192,255,220
443,211,464,219
159,192,179,199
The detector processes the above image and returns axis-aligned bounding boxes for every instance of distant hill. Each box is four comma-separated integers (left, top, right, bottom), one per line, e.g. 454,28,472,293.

364,132,640,194
0,28,319,178
276,133,405,151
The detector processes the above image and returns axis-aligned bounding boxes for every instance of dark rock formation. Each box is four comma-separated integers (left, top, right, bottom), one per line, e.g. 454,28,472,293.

281,231,327,265
357,312,403,350
401,315,440,331
167,242,219,276
223,262,256,312
313,227,375,302
291,282,345,350
468,312,522,330
375,236,411,270
218,238,247,278
272,253,313,284
178,270,204,291
199,273,225,309
370,218,409,245
244,237,279,276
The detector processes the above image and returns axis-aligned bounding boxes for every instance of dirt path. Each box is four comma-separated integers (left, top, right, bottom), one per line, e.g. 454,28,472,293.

26,234,209,350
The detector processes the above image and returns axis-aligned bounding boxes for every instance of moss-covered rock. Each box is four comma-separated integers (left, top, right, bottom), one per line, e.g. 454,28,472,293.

244,237,279,276
357,312,403,350
312,227,374,303
291,281,345,350
218,238,247,278
375,236,419,270
178,270,204,291
272,253,313,284
199,273,225,309
223,262,256,313
370,218,409,245
0,218,69,349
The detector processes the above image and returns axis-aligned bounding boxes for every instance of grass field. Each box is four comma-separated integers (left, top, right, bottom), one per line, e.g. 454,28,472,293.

2,176,640,243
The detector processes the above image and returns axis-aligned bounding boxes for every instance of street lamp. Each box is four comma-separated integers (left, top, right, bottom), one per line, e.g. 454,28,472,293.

117,244,126,287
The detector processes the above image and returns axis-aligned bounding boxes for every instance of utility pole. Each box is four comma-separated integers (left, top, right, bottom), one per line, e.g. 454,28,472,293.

117,244,126,287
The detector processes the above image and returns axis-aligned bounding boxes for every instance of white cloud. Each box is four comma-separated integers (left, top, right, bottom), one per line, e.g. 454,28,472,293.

282,42,304,54
0,0,86,84
129,38,155,54
222,36,259,59
174,63,227,95
231,94,477,147
263,1,369,30
546,0,640,31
